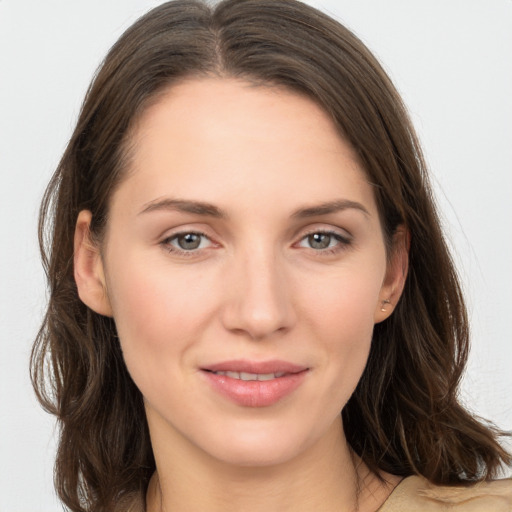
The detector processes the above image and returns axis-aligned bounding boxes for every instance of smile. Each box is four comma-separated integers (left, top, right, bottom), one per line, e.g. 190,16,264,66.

210,371,286,381
201,360,309,407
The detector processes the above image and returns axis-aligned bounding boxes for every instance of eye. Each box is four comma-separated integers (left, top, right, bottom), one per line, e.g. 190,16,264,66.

297,231,351,252
163,232,212,252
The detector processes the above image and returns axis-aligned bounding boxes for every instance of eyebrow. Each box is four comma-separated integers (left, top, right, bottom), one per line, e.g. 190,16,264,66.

138,198,226,218
291,199,370,219
138,197,370,219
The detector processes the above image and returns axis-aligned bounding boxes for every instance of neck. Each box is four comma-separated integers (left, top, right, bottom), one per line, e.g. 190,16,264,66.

145,416,398,512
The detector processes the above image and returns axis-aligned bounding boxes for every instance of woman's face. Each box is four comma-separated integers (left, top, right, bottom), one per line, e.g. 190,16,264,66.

76,78,405,467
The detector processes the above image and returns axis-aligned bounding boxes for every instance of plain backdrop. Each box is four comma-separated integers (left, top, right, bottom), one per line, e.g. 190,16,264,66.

1,1,511,510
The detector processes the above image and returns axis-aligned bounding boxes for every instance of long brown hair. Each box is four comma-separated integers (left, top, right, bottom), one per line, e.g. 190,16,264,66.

31,0,511,510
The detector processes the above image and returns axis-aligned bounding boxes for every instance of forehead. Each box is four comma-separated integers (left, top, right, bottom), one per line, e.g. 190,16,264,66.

111,77,378,220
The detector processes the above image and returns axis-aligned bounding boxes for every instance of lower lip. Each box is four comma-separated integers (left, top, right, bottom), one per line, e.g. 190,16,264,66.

202,370,308,407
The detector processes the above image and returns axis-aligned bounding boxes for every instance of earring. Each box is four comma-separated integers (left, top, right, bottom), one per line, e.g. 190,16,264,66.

381,299,391,312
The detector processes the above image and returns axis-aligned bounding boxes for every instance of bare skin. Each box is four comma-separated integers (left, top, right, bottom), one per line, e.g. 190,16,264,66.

74,78,408,512
145,416,402,512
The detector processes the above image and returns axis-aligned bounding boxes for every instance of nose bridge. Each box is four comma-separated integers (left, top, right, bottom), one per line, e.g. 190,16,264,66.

221,242,295,339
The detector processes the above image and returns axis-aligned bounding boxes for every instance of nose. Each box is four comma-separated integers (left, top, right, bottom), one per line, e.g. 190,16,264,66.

220,248,297,340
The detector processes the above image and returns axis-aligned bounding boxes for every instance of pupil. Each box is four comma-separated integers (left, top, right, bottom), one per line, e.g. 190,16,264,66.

178,233,201,250
309,233,330,249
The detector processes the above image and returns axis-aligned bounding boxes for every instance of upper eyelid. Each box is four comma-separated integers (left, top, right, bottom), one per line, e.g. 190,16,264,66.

163,229,209,239
158,224,353,245
296,231,351,247
159,224,215,241
163,231,213,246
293,225,354,253
296,225,352,240
160,232,215,256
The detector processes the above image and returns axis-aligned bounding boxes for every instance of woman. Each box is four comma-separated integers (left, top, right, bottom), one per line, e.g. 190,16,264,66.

31,0,512,510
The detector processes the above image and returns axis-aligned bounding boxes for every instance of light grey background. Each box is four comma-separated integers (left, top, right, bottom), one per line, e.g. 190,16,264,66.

1,1,511,510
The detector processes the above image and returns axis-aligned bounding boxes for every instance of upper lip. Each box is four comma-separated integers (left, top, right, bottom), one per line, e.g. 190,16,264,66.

202,359,308,375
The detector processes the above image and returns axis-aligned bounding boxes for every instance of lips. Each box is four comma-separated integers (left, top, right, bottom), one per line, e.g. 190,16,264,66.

210,371,286,381
201,360,309,407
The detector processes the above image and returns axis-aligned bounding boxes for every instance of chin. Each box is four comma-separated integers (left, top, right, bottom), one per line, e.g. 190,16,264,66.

207,440,304,468
195,418,326,469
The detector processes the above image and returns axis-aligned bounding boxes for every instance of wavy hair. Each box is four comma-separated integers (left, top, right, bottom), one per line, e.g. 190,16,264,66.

31,0,511,510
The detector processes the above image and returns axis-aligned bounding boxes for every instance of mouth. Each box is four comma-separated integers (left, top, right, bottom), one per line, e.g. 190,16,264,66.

206,370,286,381
202,359,307,375
201,360,309,407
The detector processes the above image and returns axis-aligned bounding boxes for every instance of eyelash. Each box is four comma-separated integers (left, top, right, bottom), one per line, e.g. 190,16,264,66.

160,229,352,257
297,229,352,256
161,231,213,257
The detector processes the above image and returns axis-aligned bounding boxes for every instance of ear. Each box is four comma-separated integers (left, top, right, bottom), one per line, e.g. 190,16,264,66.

374,225,409,323
73,210,113,317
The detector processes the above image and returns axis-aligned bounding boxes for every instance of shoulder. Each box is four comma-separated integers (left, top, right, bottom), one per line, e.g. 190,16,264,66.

379,475,512,512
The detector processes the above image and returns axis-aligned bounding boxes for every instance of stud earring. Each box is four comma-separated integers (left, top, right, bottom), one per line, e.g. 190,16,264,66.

381,299,391,312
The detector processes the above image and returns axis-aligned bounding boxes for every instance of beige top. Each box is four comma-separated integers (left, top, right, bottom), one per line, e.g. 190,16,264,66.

379,476,512,512
120,475,512,511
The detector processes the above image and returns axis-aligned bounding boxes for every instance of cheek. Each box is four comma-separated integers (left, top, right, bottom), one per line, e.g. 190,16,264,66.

104,252,216,385
107,248,210,329
304,259,383,338
301,262,384,401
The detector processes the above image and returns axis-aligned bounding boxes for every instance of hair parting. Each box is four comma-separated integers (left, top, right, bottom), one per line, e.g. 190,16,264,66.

32,1,510,510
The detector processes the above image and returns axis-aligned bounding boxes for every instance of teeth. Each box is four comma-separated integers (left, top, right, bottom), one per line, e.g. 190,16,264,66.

257,373,275,381
212,371,285,381
240,372,258,381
